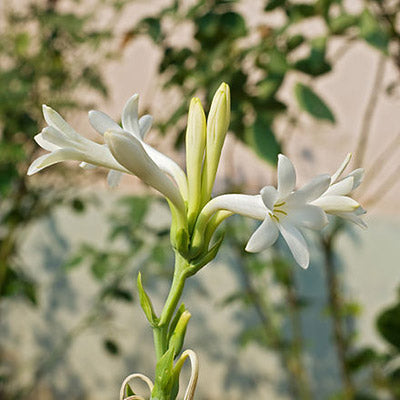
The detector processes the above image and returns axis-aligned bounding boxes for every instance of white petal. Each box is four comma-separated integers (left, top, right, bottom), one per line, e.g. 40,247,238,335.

139,115,153,140
34,133,59,151
260,186,278,210
278,221,310,269
40,126,85,150
104,130,185,213
202,194,266,220
324,176,354,196
335,211,367,229
42,105,80,140
143,143,188,201
348,168,364,189
79,162,97,170
331,153,351,184
121,94,140,135
311,195,360,213
107,170,122,187
27,148,86,175
288,174,331,205
245,217,279,252
89,110,122,135
277,154,296,198
287,204,328,230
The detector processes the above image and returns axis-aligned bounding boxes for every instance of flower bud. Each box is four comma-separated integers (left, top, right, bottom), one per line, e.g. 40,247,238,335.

201,83,231,204
185,98,206,231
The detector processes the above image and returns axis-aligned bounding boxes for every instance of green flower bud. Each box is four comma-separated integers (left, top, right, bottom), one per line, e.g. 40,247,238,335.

168,310,191,358
201,83,231,204
185,98,206,232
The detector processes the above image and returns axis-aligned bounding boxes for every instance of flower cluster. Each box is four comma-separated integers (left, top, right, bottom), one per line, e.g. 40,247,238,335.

28,83,365,269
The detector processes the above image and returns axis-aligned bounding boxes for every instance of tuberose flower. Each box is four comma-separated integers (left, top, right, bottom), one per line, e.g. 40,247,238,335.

194,155,331,268
28,105,128,177
311,153,366,228
89,94,188,197
192,154,364,269
27,104,186,217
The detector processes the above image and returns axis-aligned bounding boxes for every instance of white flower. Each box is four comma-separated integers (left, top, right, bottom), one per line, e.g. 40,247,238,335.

27,105,186,217
104,130,186,215
196,155,334,269
311,153,366,228
88,94,188,197
28,105,128,177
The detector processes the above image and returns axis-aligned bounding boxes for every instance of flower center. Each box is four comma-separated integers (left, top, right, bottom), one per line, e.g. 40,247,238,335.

268,201,287,223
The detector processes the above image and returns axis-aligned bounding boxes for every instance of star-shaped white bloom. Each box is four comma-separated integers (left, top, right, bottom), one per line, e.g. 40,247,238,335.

311,153,366,228
88,94,188,198
193,154,365,269
28,105,127,177
197,155,334,268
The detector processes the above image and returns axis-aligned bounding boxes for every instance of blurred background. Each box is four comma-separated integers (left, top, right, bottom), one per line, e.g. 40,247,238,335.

1,0,400,399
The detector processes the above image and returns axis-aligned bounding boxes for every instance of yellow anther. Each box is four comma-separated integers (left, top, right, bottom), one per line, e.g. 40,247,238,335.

274,209,287,216
274,201,286,207
268,212,280,223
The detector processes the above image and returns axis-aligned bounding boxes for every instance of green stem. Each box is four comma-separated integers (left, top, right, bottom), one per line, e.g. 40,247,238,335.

322,234,355,399
152,252,189,361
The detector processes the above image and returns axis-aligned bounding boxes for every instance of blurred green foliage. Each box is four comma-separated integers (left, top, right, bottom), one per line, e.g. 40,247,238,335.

128,0,395,165
0,0,127,304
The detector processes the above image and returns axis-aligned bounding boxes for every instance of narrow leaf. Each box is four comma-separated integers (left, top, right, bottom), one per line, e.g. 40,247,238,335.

294,82,335,123
137,272,158,326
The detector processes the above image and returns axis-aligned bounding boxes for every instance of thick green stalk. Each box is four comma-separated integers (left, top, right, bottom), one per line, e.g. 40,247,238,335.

150,252,190,400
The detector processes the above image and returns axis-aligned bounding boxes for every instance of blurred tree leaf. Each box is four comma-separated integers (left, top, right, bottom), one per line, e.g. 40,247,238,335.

294,82,335,123
139,17,162,43
265,0,286,11
330,13,359,35
247,115,281,165
376,303,400,350
359,9,389,53
294,36,331,76
347,347,377,372
104,338,120,356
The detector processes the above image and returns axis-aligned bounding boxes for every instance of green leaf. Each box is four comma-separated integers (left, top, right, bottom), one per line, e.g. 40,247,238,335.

294,36,331,76
168,310,191,358
220,12,247,39
294,82,335,123
15,32,30,56
137,272,158,326
257,76,283,100
286,34,305,51
154,348,175,392
64,254,84,270
287,4,316,22
267,47,289,75
265,0,286,11
247,115,281,165
376,304,400,350
125,384,135,397
347,347,377,372
140,17,162,43
188,233,225,274
330,14,359,35
103,339,120,356
167,304,186,343
359,9,389,53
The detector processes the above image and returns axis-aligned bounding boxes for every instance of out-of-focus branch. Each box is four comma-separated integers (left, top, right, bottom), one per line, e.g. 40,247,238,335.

363,162,400,208
321,233,355,399
232,237,312,400
354,54,386,168
357,130,400,196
